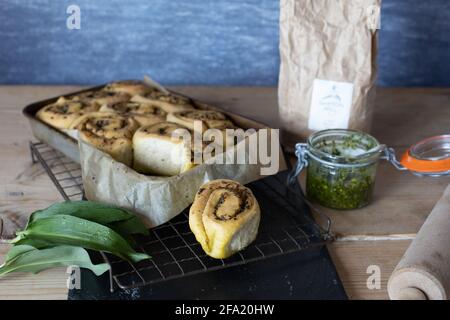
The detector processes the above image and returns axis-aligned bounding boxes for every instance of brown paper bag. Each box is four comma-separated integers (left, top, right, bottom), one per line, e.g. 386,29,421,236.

278,0,380,147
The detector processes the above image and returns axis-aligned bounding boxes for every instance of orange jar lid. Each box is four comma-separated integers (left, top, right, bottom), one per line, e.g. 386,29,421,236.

400,135,450,174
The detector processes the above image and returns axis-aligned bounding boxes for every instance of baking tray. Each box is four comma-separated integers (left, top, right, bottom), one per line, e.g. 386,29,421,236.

22,82,270,164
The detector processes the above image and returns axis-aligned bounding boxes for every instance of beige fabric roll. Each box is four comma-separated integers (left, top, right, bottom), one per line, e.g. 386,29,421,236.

132,122,196,176
36,97,100,129
388,183,450,300
104,80,149,96
131,89,195,113
70,112,139,166
99,101,167,127
189,179,260,259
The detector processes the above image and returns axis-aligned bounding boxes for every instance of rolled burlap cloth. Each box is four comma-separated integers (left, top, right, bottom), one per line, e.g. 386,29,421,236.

388,183,450,300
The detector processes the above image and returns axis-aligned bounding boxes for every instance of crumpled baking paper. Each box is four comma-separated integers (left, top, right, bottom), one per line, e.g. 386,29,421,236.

79,129,285,228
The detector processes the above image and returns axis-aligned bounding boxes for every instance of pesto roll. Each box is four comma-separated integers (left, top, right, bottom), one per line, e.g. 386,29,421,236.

70,112,139,166
36,97,100,129
103,80,150,96
132,122,196,176
75,89,131,106
131,88,195,113
166,110,235,132
99,101,167,127
189,179,261,259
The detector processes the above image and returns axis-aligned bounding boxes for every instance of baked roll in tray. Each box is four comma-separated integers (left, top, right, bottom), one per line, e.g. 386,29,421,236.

133,122,198,176
103,80,150,96
189,179,261,259
99,101,167,127
36,97,100,129
131,88,195,113
167,110,235,132
70,112,139,166
74,89,131,106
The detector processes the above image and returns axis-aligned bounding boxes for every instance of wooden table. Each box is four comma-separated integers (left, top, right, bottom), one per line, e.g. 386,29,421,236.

0,86,449,300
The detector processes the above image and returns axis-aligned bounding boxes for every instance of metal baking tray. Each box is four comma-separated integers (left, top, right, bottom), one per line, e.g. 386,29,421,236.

23,82,270,164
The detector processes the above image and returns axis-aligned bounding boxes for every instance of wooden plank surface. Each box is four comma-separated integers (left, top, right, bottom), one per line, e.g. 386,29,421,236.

0,243,67,300
0,86,449,299
328,240,412,300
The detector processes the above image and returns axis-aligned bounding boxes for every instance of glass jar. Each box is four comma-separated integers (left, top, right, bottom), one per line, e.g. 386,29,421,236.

304,129,381,209
289,130,450,210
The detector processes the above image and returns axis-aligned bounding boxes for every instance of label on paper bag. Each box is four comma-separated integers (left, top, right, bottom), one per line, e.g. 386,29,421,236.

308,79,354,131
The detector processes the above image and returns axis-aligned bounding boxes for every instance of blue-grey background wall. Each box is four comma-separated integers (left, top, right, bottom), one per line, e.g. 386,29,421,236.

0,0,449,87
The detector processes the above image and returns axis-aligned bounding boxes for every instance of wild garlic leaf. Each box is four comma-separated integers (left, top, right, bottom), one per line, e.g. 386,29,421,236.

2,245,36,265
30,201,132,225
109,217,149,237
12,215,150,263
0,245,109,277
11,238,55,249
28,201,149,236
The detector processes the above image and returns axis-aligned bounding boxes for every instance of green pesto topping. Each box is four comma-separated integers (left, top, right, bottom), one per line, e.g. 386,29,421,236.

306,158,377,210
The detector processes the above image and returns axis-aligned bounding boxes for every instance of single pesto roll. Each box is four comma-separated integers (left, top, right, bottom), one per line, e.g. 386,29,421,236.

99,101,167,127
36,97,100,129
70,112,139,166
132,122,196,176
189,179,260,259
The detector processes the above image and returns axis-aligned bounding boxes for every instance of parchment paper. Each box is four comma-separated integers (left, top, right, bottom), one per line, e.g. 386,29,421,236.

79,130,285,228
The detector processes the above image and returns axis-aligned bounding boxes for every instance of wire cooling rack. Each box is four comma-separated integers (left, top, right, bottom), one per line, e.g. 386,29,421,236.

30,141,332,291
30,142,84,201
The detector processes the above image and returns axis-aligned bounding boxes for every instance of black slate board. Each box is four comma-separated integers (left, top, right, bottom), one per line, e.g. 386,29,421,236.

68,171,347,300
69,246,345,300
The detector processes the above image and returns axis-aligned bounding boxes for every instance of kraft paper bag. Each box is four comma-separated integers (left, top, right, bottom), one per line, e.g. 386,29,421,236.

278,0,381,147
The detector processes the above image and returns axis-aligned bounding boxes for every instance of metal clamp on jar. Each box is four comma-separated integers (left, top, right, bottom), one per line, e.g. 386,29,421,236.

288,130,450,210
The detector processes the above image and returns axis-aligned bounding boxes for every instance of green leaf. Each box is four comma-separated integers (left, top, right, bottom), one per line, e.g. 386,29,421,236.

3,245,36,264
11,238,54,249
12,215,150,263
30,201,132,225
0,245,109,277
109,217,149,237
28,201,149,236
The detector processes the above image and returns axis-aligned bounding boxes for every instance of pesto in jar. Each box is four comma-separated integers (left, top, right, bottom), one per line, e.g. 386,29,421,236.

305,131,380,210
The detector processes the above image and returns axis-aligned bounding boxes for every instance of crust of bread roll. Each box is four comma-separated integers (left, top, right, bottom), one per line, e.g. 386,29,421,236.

133,122,196,176
131,89,195,113
99,101,167,127
189,179,260,259
36,97,100,129
70,112,139,166
103,80,149,96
